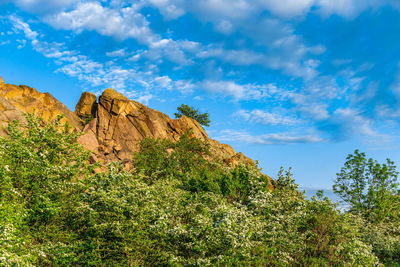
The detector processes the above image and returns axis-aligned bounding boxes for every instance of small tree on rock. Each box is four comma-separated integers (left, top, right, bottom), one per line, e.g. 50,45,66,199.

174,104,210,127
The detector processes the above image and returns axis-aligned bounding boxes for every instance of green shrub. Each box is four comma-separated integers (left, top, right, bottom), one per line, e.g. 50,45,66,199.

0,115,391,266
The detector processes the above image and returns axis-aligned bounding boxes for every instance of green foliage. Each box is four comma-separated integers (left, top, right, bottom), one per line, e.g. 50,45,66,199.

333,149,400,222
174,104,211,127
0,116,396,266
133,131,269,203
333,150,400,265
133,131,211,183
362,221,400,266
0,114,93,265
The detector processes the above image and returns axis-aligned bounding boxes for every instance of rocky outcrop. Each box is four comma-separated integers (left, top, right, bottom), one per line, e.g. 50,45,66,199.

75,92,97,119
77,88,252,168
0,77,255,169
0,80,83,136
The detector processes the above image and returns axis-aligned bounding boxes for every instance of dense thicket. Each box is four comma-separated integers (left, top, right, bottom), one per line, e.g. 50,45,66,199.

0,115,398,266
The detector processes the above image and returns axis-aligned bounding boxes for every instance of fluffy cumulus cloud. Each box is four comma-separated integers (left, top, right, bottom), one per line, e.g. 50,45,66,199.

146,0,186,19
44,2,159,44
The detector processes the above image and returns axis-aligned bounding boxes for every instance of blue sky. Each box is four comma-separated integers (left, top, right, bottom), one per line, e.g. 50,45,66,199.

1,0,400,189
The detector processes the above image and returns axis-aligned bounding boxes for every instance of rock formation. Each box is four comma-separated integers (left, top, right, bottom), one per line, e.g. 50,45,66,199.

76,88,254,168
0,79,82,136
0,77,255,169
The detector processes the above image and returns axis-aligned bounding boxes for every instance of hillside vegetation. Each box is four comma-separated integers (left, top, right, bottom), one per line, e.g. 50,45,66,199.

0,115,399,266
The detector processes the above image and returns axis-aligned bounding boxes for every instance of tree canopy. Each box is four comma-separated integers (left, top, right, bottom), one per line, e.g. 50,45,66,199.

1,116,399,266
333,149,400,222
174,104,211,127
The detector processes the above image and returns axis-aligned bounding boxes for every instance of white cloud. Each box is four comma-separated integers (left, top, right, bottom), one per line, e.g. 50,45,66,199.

154,76,173,89
287,92,329,120
10,15,75,58
299,103,330,120
190,0,254,21
127,53,142,62
242,18,323,78
16,38,26,49
198,80,282,100
333,108,382,138
174,79,196,93
215,20,234,34
147,4,325,78
0,40,11,45
136,94,153,105
200,80,245,99
316,0,379,18
332,58,352,66
146,0,185,19
143,39,199,65
146,0,254,32
44,2,159,44
9,15,38,39
258,0,314,17
215,129,324,145
106,49,126,57
7,16,182,104
9,0,326,77
284,72,363,122
8,0,77,14
236,109,299,125
145,0,393,22
197,48,264,66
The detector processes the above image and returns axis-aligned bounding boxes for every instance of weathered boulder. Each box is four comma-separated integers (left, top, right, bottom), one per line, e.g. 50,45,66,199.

75,92,97,119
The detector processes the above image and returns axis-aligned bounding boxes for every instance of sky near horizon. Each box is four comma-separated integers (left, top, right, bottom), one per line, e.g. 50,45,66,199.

1,0,400,189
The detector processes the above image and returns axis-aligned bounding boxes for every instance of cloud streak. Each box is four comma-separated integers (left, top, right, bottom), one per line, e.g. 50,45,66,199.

236,109,300,126
215,130,325,145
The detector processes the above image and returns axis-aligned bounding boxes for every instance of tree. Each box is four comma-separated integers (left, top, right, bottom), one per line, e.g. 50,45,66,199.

174,104,210,127
0,115,391,266
333,149,399,222
0,114,94,265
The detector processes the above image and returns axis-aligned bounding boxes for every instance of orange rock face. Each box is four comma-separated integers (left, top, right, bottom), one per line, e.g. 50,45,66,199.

77,88,253,167
0,77,254,169
0,81,82,136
